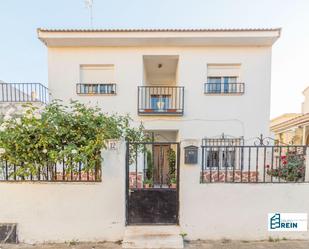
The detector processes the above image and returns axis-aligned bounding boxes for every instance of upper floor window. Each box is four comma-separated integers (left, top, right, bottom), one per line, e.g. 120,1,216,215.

205,64,244,95
78,64,116,95
207,76,237,93
77,83,116,95
150,94,171,111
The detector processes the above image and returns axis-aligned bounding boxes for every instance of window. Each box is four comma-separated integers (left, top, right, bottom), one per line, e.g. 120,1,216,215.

203,136,243,169
78,65,116,95
77,83,116,95
207,77,221,93
206,64,243,94
207,76,238,93
206,147,236,169
150,95,171,111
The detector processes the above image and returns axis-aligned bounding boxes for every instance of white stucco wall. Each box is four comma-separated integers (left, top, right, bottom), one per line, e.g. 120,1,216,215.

0,142,126,244
180,163,309,240
47,46,272,141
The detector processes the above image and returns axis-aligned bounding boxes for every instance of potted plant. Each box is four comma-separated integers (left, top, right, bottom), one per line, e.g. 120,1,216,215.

167,109,177,113
144,109,154,113
142,150,154,188
170,177,177,188
167,148,177,188
156,100,165,111
143,178,153,188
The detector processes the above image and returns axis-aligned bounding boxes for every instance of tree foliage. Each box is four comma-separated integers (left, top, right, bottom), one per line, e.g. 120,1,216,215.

0,100,148,177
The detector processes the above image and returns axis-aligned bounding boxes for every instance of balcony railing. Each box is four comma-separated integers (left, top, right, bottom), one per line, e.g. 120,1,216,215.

76,83,116,95
0,83,49,104
204,83,245,95
138,86,184,115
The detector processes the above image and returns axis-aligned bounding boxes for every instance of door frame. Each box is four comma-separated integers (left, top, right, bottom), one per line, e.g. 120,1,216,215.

125,141,180,225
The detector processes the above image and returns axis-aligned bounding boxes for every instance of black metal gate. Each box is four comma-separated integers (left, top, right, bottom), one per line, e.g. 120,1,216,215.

126,142,180,225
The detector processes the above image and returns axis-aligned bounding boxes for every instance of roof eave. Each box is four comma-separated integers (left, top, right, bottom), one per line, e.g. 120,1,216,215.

37,28,281,47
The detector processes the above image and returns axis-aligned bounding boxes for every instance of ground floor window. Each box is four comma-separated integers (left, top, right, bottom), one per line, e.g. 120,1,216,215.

203,135,243,169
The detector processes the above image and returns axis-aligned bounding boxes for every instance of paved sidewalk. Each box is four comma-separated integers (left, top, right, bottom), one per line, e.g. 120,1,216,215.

2,240,309,249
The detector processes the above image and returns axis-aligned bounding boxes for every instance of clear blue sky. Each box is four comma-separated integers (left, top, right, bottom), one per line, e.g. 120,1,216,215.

0,0,309,118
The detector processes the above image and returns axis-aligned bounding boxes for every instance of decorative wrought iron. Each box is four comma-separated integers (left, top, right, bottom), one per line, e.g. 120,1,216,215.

253,134,272,146
203,133,244,146
201,135,308,184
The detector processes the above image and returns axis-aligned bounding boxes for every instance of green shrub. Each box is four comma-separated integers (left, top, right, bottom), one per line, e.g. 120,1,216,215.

0,100,147,178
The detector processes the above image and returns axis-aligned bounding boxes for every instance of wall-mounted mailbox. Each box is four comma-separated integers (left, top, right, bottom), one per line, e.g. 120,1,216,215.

184,145,198,164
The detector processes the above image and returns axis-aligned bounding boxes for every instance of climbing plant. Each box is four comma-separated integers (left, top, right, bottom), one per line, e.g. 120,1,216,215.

0,100,148,178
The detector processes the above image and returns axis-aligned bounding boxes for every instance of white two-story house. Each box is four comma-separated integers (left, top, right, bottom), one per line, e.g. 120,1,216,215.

38,28,279,142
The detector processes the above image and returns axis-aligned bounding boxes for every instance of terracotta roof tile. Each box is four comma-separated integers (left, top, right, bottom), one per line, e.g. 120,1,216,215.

37,28,281,33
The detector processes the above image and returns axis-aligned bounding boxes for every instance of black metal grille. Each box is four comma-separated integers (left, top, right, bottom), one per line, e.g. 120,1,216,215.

204,83,244,94
76,83,116,95
0,83,49,103
203,137,244,146
138,86,184,115
201,145,307,183
0,160,101,182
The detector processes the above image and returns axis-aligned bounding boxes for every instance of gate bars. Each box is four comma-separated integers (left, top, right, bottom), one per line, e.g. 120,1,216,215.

126,142,180,189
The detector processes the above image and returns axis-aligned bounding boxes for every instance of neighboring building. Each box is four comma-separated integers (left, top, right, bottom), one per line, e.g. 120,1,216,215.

271,86,309,145
0,81,49,116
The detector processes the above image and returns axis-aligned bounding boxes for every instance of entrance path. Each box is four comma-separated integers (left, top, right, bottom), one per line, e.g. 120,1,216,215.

2,240,309,249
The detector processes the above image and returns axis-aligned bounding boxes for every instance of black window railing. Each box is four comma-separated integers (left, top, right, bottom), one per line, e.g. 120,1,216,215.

138,86,184,115
201,144,308,183
204,83,245,94
76,83,116,95
0,160,101,182
0,83,49,103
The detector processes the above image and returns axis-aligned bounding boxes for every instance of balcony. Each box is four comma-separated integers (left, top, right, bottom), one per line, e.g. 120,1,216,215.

138,86,184,115
0,83,49,104
204,83,244,95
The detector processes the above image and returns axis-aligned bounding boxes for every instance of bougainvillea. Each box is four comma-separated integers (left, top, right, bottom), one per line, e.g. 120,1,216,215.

267,151,305,182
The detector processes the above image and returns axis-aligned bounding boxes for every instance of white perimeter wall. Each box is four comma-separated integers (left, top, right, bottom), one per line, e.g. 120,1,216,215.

180,163,309,240
1,142,309,243
0,142,126,244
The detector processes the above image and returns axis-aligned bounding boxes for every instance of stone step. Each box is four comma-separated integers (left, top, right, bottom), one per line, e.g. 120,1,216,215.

122,225,184,249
